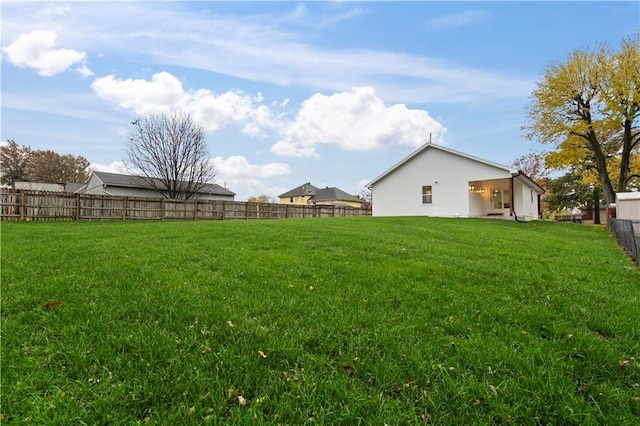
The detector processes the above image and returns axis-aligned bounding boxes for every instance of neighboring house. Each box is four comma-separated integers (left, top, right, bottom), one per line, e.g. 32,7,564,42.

13,181,86,193
279,182,362,208
14,181,66,192
367,143,544,220
79,171,235,200
615,192,640,220
579,203,607,224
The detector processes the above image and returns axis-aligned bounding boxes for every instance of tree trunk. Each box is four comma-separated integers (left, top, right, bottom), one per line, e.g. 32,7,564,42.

588,130,616,205
617,118,633,193
593,186,601,225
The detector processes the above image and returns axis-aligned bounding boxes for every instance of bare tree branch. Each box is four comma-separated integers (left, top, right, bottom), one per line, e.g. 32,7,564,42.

124,112,215,199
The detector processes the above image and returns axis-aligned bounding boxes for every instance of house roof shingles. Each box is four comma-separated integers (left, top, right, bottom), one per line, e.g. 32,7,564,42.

94,171,235,196
278,182,319,198
313,187,360,202
279,182,360,204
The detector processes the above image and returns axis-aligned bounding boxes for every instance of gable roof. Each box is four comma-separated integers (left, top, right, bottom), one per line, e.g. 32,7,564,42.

367,143,517,188
93,171,235,196
279,182,319,198
279,182,361,202
313,187,360,202
366,142,544,194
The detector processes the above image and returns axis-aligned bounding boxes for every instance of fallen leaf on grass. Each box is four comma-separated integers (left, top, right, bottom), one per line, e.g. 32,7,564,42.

340,364,354,375
238,396,247,406
188,406,195,416
44,301,62,309
593,331,607,340
258,350,267,359
202,346,212,355
226,387,245,397
226,321,234,328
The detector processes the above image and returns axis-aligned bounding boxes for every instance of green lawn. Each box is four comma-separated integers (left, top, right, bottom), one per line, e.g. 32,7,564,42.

1,217,639,424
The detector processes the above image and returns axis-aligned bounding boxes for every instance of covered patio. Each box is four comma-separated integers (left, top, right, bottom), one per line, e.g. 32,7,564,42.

468,174,542,220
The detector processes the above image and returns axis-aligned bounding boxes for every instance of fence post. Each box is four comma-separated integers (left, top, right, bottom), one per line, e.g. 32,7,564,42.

20,190,26,221
222,200,226,220
75,193,81,221
193,199,198,221
122,197,127,221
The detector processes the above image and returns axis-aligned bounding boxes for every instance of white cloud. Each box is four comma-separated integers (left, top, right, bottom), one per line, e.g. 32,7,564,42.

91,72,183,113
90,161,127,174
1,3,532,104
212,155,292,200
76,65,94,77
282,3,366,28
271,86,446,158
2,30,87,76
425,10,491,31
110,126,129,137
212,155,291,179
35,4,71,18
91,72,274,133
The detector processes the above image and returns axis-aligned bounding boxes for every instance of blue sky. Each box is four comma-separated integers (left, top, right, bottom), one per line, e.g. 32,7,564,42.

2,1,638,200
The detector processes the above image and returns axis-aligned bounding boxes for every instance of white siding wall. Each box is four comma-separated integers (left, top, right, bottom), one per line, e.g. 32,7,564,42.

371,148,512,217
513,179,539,220
616,193,640,219
83,174,106,195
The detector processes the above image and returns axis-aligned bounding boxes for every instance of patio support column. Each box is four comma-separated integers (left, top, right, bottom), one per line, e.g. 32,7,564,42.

509,177,514,217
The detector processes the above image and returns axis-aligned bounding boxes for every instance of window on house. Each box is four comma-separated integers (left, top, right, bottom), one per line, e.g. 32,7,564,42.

422,185,432,204
290,197,294,203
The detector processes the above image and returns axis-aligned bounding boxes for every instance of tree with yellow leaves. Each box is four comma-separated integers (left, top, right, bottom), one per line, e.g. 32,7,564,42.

525,34,639,205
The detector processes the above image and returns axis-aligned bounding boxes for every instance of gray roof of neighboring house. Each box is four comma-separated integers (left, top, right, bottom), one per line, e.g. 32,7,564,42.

65,182,86,193
313,187,360,202
279,182,319,198
93,171,236,196
279,182,360,203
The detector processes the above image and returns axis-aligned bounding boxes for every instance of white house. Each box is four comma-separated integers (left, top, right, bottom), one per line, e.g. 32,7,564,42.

79,171,235,201
367,143,544,220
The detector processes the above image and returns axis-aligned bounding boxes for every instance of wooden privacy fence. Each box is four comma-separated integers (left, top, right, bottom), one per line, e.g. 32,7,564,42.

0,190,371,221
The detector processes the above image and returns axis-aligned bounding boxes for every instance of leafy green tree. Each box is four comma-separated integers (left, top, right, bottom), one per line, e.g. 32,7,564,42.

1,140,89,185
525,34,640,204
26,150,90,183
542,172,593,215
247,195,274,203
0,140,31,185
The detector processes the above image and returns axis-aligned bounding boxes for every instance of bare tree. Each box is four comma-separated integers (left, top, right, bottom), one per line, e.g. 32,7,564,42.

124,112,215,199
358,189,372,209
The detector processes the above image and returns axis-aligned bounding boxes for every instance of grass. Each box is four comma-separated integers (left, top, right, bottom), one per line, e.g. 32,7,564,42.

1,217,639,425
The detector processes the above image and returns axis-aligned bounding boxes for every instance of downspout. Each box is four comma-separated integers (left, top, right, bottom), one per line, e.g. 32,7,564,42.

511,172,526,223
